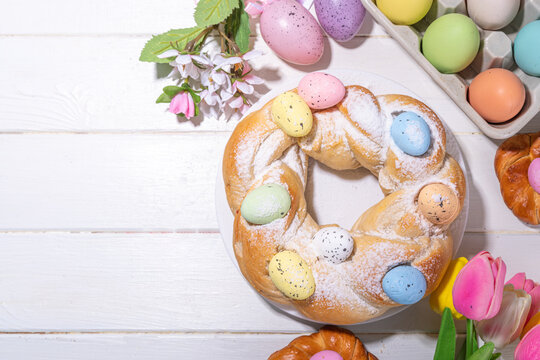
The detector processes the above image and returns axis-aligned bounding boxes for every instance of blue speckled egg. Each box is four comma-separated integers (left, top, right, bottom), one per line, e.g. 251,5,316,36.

514,20,540,77
390,111,431,156
382,265,427,305
314,0,366,42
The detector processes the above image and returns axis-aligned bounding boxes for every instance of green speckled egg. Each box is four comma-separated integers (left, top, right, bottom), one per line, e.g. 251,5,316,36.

271,91,313,137
269,250,315,300
240,183,291,225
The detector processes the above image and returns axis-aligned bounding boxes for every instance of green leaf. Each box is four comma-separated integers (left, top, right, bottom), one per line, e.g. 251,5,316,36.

163,86,182,98
156,93,171,104
468,343,495,360
466,319,476,358
140,27,206,63
194,0,239,27
490,353,501,360
235,8,250,52
434,308,456,360
457,339,466,360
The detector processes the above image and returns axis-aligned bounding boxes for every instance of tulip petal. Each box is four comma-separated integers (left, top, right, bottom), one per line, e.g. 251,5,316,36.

476,285,531,349
515,324,540,360
528,286,540,323
485,257,506,319
507,273,527,290
453,254,496,320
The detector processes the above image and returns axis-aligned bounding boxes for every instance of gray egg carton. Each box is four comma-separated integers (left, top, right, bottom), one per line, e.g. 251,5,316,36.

360,0,540,139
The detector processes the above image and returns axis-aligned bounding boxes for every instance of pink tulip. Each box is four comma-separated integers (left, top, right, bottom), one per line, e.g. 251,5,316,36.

169,92,195,119
476,284,531,349
507,273,540,323
452,251,506,320
515,324,540,360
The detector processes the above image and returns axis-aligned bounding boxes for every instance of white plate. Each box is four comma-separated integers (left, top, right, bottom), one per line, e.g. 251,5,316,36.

215,69,470,324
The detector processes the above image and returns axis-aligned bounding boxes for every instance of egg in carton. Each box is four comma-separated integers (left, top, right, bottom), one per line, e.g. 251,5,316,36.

361,0,540,139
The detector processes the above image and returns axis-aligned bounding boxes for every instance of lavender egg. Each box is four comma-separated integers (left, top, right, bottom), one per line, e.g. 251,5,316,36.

260,0,325,65
314,0,365,42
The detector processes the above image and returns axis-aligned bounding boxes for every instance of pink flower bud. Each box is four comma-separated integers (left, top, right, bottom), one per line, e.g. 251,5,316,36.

475,284,531,349
452,251,506,320
169,92,195,119
515,324,540,360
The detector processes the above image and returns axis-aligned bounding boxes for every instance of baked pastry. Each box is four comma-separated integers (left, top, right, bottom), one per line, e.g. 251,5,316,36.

222,72,466,324
268,326,378,360
494,131,540,225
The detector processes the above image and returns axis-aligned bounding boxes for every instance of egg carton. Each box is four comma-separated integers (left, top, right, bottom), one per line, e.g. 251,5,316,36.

360,0,540,139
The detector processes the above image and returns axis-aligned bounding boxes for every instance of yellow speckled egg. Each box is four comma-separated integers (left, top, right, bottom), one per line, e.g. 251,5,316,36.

418,183,460,225
271,91,313,137
376,0,432,25
269,250,315,300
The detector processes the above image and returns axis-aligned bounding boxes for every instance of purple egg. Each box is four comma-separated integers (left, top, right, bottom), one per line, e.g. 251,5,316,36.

314,0,366,42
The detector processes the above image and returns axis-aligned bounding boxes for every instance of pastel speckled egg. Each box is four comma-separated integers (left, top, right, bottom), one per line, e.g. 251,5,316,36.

514,21,540,77
310,350,344,360
467,0,519,30
312,227,354,264
422,14,480,74
376,0,432,25
269,251,315,300
298,72,346,109
240,183,291,225
314,0,365,42
529,158,540,194
382,265,427,305
260,0,324,65
271,91,313,137
390,111,431,156
418,183,460,225
468,68,526,123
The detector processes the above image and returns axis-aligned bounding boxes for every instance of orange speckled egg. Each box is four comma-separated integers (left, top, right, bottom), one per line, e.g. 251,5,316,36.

468,68,526,123
418,184,460,225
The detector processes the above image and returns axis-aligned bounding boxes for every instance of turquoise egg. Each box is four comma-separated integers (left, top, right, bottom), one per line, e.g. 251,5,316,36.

240,183,291,225
514,21,540,77
390,112,431,156
382,265,427,305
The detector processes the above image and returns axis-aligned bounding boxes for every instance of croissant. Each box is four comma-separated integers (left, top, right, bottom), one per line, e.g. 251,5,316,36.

494,131,540,225
223,85,466,324
268,326,378,360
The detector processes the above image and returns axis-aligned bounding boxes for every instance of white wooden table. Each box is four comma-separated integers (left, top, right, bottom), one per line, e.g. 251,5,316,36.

0,1,538,359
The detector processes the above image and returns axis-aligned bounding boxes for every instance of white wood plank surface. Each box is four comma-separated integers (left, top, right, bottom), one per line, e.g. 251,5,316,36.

0,232,536,332
1,0,539,357
0,133,538,233
0,0,387,36
0,35,493,133
0,333,467,360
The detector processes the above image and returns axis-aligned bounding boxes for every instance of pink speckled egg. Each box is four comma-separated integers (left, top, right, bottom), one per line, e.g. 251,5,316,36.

298,72,346,109
310,350,343,360
529,158,540,194
260,0,324,65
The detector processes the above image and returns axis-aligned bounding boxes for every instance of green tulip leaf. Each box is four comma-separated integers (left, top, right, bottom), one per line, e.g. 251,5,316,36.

468,342,495,360
433,307,456,360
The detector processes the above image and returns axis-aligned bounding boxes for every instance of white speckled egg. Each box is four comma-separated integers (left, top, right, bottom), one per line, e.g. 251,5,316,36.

298,72,346,109
312,227,354,264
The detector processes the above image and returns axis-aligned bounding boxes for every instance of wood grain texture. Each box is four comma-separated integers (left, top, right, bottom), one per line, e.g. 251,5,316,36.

0,133,538,232
0,232,536,332
0,35,506,133
0,333,481,360
0,0,386,36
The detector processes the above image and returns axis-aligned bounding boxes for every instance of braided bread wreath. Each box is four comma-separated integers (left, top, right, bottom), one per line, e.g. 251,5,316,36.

218,71,468,324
